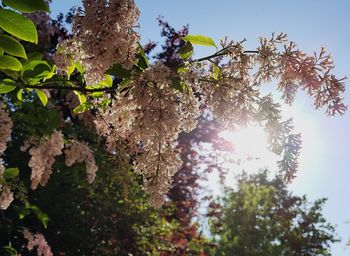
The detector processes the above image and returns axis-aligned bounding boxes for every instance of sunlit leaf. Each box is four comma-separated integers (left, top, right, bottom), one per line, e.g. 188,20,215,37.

0,34,27,59
212,63,220,80
36,89,48,106
3,0,49,13
0,78,16,93
0,55,22,71
17,88,23,101
0,9,38,43
21,60,54,82
182,34,217,48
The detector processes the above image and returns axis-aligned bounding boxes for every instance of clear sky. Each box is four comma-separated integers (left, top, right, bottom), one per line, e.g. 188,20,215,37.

51,1,350,254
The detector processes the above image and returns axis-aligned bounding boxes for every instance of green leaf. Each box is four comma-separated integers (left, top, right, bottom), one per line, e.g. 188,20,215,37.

73,102,93,114
1,245,18,256
119,78,132,89
36,90,48,106
74,91,87,104
3,0,49,13
18,204,50,228
66,60,75,79
107,64,131,79
0,47,4,56
182,34,217,48
74,61,84,74
17,88,23,101
0,34,27,59
3,167,19,179
212,63,220,80
135,44,149,71
0,78,16,93
136,55,149,70
171,77,186,93
178,41,194,60
0,9,38,43
177,65,187,74
21,60,53,82
99,75,113,87
0,55,22,71
27,52,43,61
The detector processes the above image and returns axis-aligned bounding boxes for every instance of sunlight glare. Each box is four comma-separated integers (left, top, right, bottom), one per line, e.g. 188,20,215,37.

219,125,279,171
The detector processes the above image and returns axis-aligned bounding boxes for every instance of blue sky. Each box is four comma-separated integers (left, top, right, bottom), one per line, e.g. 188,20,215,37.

51,1,350,254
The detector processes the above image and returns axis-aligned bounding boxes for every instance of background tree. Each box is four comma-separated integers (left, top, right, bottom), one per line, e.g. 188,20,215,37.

207,171,339,256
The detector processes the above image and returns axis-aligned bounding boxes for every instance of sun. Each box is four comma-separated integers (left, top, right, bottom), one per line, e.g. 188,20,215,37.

219,124,279,171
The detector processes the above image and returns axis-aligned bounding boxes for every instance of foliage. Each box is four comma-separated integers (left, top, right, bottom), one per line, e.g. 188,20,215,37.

0,0,347,255
207,171,339,256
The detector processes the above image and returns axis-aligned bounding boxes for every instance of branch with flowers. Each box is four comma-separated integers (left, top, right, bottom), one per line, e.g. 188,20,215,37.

0,0,347,214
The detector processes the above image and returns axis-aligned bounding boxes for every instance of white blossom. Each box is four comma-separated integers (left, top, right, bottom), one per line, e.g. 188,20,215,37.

64,140,98,183
23,229,53,256
56,0,140,84
22,130,64,190
0,185,14,210
0,105,13,155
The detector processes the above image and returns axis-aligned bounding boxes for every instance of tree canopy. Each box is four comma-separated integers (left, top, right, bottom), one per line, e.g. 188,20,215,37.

207,171,338,256
0,0,346,255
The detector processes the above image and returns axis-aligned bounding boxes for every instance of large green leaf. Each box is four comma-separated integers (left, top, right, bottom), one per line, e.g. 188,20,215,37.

0,55,22,71
0,9,38,43
182,34,217,48
3,0,49,13
0,78,16,93
36,89,48,106
0,34,27,59
21,60,54,82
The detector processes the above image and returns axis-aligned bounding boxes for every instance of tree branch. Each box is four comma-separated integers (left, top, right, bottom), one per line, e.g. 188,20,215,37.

22,84,119,93
190,49,259,63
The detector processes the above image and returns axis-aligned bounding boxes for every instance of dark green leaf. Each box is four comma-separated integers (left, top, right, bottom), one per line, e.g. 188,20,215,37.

182,34,217,48
0,55,22,71
3,167,19,179
107,64,131,79
178,41,194,60
0,47,4,56
21,60,53,81
1,245,18,256
3,0,49,13
27,52,43,61
136,53,149,71
171,77,186,93
0,9,38,43
0,34,27,59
